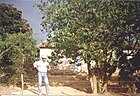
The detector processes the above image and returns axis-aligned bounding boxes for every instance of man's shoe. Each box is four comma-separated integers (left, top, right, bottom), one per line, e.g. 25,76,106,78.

38,93,42,96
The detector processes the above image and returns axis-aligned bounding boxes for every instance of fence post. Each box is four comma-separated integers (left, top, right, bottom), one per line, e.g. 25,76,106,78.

21,74,24,94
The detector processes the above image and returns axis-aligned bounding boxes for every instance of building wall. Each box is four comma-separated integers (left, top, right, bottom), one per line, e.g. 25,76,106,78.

40,48,53,57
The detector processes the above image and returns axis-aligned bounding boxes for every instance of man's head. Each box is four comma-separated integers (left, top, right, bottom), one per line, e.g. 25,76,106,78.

41,55,47,62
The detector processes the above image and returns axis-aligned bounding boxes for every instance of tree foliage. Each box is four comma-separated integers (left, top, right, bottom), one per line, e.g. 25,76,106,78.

0,3,38,85
36,0,140,93
0,3,31,35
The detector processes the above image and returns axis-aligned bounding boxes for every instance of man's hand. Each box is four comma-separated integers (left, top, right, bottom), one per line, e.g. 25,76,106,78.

36,67,39,71
47,65,51,70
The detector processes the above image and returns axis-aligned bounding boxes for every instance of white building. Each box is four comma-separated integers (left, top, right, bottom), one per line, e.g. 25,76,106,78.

38,41,73,70
38,40,54,58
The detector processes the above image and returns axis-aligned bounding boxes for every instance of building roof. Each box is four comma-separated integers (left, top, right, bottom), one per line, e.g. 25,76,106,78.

38,40,55,48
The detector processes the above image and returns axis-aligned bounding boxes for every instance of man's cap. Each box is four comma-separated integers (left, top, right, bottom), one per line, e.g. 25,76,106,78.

40,55,47,59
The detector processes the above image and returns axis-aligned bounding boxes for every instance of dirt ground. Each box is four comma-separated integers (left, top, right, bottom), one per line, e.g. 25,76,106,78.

0,69,139,96
0,69,94,96
0,85,94,96
0,84,119,96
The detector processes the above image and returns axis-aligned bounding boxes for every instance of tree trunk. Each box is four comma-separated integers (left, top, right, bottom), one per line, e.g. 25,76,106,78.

87,63,98,94
90,75,98,94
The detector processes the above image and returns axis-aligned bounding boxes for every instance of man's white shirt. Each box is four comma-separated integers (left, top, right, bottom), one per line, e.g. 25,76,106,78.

33,60,49,72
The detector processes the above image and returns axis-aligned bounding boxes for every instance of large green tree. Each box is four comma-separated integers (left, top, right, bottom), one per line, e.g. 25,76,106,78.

0,3,38,85
36,0,140,94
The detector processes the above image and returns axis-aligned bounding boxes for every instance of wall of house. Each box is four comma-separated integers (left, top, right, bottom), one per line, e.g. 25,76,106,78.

40,48,54,57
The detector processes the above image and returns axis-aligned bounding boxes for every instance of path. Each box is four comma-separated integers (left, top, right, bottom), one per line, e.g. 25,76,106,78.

0,85,129,96
0,85,94,96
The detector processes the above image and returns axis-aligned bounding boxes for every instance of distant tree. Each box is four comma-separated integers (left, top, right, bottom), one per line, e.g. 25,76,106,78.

0,3,38,85
36,0,140,94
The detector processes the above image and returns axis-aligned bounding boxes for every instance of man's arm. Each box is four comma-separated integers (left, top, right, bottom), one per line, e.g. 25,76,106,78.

33,62,39,71
47,64,51,70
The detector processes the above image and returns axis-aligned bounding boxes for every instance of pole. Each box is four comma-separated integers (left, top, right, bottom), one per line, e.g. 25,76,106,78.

21,74,24,94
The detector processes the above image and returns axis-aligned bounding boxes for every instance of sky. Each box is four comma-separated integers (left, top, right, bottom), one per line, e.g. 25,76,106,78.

0,0,47,44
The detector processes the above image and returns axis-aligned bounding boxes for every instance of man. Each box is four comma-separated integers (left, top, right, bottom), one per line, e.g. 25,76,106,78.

33,55,51,96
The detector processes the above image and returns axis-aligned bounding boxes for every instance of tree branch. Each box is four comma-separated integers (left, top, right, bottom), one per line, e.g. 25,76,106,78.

0,47,12,58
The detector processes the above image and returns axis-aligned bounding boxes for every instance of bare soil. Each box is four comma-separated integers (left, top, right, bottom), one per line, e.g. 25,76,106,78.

0,69,139,96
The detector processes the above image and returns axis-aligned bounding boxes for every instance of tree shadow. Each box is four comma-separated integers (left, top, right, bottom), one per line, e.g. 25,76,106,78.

28,88,38,95
48,72,92,93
